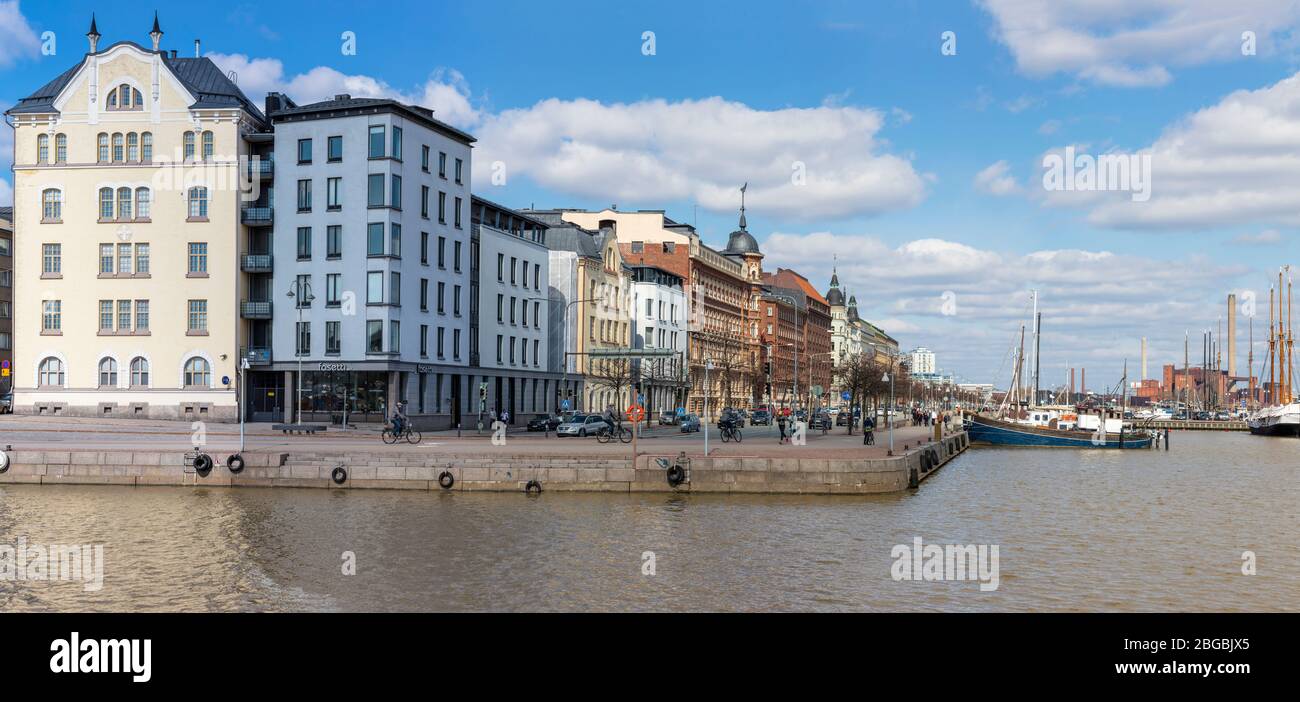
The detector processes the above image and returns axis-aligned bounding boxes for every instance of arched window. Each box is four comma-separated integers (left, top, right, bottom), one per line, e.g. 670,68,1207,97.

133,88,143,108
99,187,114,220
97,133,109,163
126,132,138,162
107,90,117,109
37,134,49,164
135,188,151,219
140,132,152,162
188,187,208,219
38,357,65,387
201,131,214,160
98,358,118,387
41,188,62,221
130,357,150,387
55,133,67,163
183,132,195,161
112,132,124,162
183,357,211,388
116,187,132,220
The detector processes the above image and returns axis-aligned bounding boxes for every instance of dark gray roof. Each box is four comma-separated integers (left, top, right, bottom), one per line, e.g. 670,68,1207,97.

722,227,761,256
270,95,474,145
6,43,264,123
0,207,12,223
530,213,601,257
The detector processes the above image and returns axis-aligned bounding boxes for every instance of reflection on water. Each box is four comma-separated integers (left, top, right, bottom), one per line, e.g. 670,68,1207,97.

0,432,1296,611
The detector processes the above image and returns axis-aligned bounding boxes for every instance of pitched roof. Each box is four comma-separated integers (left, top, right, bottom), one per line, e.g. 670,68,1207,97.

6,43,264,122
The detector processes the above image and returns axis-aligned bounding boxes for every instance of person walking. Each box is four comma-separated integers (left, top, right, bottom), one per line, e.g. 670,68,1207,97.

863,414,876,445
777,412,788,444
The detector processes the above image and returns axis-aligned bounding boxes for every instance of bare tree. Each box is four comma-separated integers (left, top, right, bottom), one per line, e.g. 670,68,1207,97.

586,356,636,416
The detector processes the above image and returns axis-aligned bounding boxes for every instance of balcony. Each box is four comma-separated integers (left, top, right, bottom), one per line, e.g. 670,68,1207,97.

246,158,274,181
241,254,273,273
241,206,273,227
240,346,272,365
240,300,272,319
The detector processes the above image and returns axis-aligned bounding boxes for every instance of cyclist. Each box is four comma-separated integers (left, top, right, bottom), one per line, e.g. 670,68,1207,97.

389,401,407,436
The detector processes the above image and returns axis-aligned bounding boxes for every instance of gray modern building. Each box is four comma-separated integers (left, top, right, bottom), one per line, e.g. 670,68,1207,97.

254,93,475,428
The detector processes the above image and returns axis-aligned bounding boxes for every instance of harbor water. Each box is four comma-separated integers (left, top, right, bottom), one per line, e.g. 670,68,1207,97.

1,431,1296,612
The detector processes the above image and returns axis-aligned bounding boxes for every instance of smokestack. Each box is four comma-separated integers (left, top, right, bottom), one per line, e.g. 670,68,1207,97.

1081,368,1086,397
195,39,201,58
1228,293,1237,377
1141,337,1147,381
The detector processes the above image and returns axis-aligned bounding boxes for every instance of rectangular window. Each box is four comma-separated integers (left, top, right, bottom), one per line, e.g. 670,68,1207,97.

453,329,461,359
188,299,207,332
437,281,445,314
100,244,113,274
390,271,402,306
533,340,539,366
189,243,208,273
420,279,428,311
454,197,462,228
390,223,402,258
437,327,445,358
421,145,430,171
454,158,463,184
510,257,517,285
391,174,402,209
295,275,311,307
327,135,342,162
297,227,312,260
327,225,342,258
367,223,384,256
454,241,462,272
296,321,311,355
42,243,61,274
390,320,400,353
369,125,385,158
421,232,429,264
510,297,516,325
326,321,340,354
297,138,312,164
367,174,384,208
99,300,113,331
438,152,447,178
327,177,341,210
297,179,312,211
437,236,446,268
118,300,131,330
135,300,149,331
392,127,403,161
496,294,503,323
117,243,132,274
135,243,150,274
438,191,446,222
326,273,341,306
497,253,504,282
42,300,61,331
496,335,502,364
509,336,516,364
421,186,429,218
367,271,384,303
420,325,429,357
534,264,540,290
453,285,462,315
533,301,540,328
367,320,383,353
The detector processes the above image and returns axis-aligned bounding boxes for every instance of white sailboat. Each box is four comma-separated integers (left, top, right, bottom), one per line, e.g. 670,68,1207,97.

1247,266,1300,437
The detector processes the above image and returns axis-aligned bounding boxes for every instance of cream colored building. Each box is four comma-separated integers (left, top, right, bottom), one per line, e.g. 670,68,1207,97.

5,18,265,420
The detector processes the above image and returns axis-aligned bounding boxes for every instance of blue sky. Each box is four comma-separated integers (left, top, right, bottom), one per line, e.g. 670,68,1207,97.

4,0,1300,389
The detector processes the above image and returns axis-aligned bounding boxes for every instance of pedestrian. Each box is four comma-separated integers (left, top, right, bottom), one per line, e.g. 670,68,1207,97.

777,413,788,444
502,408,511,426
863,415,875,445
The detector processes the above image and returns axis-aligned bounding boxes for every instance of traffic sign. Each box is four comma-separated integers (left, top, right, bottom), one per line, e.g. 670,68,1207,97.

627,404,645,423
812,385,823,397
560,399,571,411
676,407,686,416
841,391,851,401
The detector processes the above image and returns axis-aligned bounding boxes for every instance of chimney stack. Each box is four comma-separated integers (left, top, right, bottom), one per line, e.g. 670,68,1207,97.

1228,293,1237,377
195,39,201,58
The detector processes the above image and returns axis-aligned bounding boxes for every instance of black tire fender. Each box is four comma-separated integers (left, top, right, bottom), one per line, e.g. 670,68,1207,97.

226,454,245,474
524,479,542,494
331,466,348,485
666,464,686,487
193,453,213,477
438,471,455,490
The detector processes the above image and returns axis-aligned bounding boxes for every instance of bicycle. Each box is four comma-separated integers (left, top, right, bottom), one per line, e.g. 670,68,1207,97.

382,421,423,445
719,424,742,443
596,423,633,444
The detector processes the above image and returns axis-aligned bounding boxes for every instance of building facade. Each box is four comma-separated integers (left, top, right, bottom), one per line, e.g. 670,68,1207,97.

261,93,475,428
5,18,264,419
629,264,687,415
0,208,12,392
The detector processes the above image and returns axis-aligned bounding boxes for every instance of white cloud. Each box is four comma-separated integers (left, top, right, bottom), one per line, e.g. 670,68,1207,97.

978,0,1300,87
974,160,1020,196
760,230,1246,382
0,177,12,208
207,54,924,221
1232,228,1285,245
0,1,40,69
1038,119,1062,135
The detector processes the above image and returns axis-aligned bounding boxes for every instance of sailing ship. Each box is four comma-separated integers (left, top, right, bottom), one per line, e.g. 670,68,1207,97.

967,291,1154,449
1246,266,1300,437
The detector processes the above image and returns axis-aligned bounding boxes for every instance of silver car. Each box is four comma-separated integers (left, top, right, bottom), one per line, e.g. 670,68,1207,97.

679,414,701,432
556,414,610,437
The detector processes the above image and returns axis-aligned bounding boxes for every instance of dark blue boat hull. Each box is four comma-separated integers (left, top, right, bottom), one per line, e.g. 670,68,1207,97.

968,416,1153,448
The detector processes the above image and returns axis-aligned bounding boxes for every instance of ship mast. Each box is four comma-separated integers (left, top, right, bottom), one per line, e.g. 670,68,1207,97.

1287,266,1294,404
1268,283,1276,406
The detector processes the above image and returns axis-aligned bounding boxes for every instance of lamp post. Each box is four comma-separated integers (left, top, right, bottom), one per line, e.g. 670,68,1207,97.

559,296,601,413
286,279,314,425
703,357,714,456
882,369,895,456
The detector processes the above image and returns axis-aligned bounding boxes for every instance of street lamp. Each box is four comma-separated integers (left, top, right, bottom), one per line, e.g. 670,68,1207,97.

882,369,895,455
286,280,314,424
560,296,601,413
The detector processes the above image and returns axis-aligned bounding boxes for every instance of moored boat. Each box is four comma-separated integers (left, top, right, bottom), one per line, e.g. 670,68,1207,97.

968,413,1154,448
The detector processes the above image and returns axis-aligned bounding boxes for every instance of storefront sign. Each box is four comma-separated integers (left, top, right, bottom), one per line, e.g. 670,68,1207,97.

318,363,351,372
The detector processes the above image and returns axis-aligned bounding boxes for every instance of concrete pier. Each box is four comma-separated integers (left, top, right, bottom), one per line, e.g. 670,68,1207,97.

0,431,969,495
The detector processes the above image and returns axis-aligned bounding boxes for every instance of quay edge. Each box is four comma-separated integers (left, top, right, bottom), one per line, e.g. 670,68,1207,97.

0,432,969,495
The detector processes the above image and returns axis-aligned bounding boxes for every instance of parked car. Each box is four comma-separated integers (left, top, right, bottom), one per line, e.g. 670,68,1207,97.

750,409,772,425
526,414,563,431
810,412,833,430
0,391,11,414
658,411,681,426
556,414,610,437
679,414,701,432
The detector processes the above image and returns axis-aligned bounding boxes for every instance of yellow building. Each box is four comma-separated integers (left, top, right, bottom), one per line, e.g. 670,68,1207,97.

5,16,265,420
